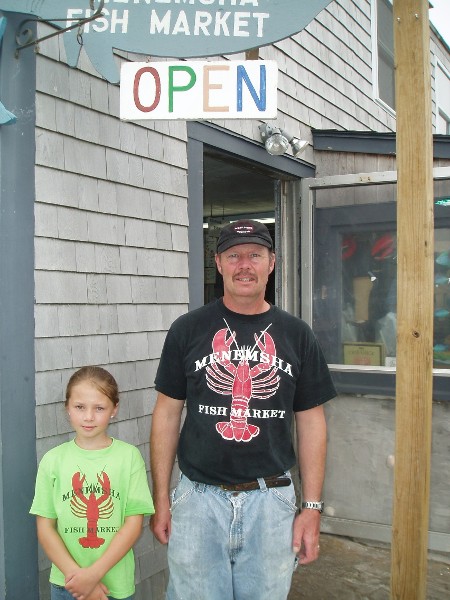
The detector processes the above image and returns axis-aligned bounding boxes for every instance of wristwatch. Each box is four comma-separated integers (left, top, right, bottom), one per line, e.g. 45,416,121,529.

301,501,324,513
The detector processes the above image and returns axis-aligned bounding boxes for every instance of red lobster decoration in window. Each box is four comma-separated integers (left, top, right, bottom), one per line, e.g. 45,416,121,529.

206,327,280,442
71,471,114,548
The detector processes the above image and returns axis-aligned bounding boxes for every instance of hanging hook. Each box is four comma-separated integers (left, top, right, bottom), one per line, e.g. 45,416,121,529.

15,0,105,55
77,24,85,48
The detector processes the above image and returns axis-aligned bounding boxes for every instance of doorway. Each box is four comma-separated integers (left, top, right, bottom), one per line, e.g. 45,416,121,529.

203,151,278,305
186,122,315,312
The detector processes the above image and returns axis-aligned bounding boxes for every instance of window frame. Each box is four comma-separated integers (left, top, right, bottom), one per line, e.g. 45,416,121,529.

301,166,450,401
435,58,450,135
371,0,396,116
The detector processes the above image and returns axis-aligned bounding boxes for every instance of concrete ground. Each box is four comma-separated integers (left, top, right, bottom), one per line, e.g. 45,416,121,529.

288,534,450,600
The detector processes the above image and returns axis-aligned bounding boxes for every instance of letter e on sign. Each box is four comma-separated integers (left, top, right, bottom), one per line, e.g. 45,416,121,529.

120,61,278,120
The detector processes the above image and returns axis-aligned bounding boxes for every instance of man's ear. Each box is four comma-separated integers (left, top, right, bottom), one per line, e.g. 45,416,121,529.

215,254,222,274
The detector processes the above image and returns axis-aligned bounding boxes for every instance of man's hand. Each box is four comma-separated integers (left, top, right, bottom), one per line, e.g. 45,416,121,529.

292,509,321,565
150,501,172,545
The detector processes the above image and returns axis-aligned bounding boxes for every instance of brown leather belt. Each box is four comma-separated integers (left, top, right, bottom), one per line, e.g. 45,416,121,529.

219,474,291,492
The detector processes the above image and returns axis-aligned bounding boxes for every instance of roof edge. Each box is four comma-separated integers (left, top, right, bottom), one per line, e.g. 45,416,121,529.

312,129,450,159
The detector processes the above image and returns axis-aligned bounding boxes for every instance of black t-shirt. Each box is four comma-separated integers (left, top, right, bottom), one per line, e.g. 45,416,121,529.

155,299,336,485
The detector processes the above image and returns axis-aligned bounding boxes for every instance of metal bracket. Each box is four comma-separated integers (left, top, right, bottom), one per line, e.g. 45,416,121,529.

15,0,104,56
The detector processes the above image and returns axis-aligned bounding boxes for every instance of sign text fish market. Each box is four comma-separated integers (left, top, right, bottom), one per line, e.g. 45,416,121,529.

69,1,270,39
0,0,333,83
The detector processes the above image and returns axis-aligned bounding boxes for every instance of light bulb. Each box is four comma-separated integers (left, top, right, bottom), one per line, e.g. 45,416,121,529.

265,131,290,155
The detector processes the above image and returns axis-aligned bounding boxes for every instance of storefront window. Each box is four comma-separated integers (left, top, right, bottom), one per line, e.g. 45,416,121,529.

340,229,397,366
313,178,450,372
333,226,450,369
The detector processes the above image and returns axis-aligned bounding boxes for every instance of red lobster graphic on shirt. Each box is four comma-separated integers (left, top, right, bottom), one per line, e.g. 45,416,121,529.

70,471,114,548
206,324,280,442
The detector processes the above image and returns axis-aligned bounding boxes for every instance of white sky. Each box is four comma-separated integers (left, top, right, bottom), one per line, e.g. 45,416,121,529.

429,0,450,47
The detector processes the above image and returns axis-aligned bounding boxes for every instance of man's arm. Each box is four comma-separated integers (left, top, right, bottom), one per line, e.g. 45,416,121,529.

292,404,327,565
149,392,184,544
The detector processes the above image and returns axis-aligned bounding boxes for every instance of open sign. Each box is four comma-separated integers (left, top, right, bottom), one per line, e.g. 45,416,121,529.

120,60,278,120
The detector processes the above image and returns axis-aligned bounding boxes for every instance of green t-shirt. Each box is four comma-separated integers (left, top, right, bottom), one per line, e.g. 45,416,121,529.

30,438,154,599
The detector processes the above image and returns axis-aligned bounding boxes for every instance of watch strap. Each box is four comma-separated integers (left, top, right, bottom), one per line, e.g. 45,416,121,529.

301,500,324,513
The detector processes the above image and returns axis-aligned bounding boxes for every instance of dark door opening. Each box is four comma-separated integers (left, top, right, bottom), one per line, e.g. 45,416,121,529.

203,152,278,305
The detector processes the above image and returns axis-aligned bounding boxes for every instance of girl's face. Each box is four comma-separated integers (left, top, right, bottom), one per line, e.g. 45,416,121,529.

66,381,118,449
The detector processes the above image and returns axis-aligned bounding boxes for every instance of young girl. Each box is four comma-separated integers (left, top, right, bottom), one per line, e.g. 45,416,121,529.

30,366,154,600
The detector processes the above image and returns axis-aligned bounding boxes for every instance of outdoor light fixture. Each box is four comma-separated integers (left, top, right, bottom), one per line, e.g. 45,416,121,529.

290,137,309,157
259,125,290,155
258,123,309,157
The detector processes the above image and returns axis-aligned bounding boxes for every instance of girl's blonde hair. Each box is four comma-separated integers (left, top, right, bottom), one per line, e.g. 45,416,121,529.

65,366,119,407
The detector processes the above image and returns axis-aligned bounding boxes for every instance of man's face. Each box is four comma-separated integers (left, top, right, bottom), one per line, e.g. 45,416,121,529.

215,243,275,307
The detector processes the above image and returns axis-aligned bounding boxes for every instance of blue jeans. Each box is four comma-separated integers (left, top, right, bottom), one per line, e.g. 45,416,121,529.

166,473,298,600
50,583,134,600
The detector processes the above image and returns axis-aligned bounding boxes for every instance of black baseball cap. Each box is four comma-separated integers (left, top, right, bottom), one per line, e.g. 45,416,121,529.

216,219,274,254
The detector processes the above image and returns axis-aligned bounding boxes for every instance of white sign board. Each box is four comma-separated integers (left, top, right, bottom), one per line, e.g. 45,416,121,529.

120,61,278,121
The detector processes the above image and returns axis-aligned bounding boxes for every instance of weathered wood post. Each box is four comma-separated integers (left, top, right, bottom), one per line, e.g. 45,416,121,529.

391,0,434,598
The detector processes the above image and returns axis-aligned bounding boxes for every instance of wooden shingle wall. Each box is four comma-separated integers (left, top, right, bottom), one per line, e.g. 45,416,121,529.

33,22,188,600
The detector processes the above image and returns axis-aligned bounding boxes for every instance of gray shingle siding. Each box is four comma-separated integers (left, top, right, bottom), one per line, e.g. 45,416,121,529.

34,20,187,598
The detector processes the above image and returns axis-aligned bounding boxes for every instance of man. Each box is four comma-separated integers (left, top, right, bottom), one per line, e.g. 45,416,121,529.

150,219,336,600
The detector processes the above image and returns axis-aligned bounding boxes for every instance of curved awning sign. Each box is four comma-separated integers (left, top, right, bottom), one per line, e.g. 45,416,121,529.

1,0,333,83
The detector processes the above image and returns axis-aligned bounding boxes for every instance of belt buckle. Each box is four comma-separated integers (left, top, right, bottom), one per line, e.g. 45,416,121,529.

219,483,234,491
